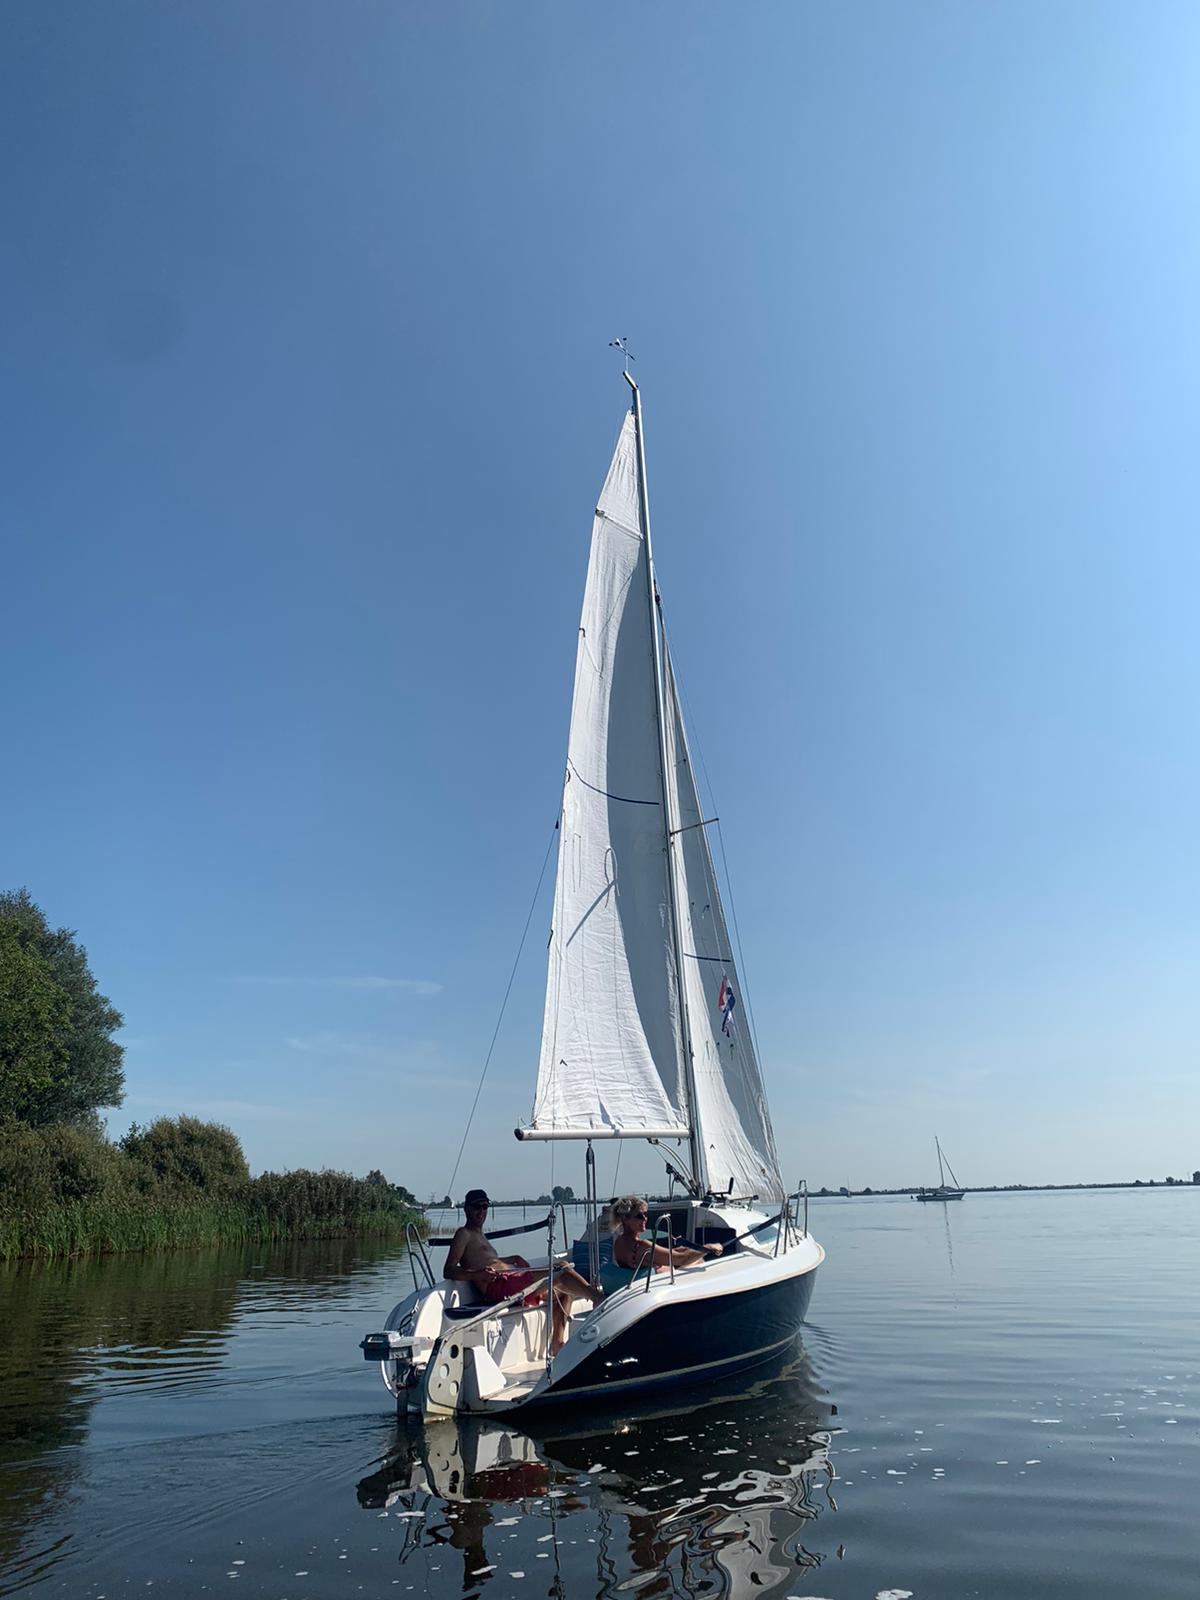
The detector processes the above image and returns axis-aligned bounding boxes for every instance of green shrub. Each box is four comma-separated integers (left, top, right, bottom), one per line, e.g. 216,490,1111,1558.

43,1121,129,1202
119,1116,250,1194
0,1117,128,1209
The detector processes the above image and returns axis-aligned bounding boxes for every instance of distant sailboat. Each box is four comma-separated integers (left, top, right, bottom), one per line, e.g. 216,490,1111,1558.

914,1136,965,1202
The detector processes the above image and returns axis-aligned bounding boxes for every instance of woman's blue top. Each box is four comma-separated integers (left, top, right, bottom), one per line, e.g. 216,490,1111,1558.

597,1258,638,1297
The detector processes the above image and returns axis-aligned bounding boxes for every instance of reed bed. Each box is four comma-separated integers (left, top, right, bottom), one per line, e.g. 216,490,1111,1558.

0,1116,422,1262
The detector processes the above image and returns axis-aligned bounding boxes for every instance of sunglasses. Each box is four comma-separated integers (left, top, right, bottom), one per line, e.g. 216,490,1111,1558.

633,1209,649,1219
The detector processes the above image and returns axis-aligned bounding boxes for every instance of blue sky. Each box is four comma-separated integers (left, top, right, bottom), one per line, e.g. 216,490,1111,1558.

4,2,1198,1200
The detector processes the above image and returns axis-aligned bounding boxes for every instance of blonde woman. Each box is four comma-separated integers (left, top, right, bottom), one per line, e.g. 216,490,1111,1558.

611,1195,723,1276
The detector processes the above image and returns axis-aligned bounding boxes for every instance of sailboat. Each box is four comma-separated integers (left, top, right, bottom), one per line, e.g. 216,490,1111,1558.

914,1135,965,1201
360,374,823,1415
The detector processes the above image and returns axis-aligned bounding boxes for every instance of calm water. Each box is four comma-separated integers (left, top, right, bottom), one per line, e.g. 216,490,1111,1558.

1,1190,1197,1599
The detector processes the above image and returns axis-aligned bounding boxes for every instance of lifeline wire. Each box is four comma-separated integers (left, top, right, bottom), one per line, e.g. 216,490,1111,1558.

437,819,559,1223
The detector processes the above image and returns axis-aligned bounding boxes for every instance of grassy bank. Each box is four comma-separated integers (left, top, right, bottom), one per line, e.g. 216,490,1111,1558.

0,1116,423,1262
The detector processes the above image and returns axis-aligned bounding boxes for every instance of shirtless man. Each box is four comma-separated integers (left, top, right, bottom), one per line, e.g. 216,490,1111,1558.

443,1189,600,1354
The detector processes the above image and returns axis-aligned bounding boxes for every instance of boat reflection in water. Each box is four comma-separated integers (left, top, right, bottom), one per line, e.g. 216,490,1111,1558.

356,1343,839,1597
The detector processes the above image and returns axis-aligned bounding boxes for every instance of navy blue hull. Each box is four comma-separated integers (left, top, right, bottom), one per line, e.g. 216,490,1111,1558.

528,1265,818,1408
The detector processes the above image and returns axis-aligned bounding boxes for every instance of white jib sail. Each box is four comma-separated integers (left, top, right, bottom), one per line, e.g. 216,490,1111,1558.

663,648,786,1200
524,413,690,1139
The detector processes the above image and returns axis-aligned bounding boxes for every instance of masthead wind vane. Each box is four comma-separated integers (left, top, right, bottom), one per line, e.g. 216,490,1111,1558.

608,337,635,372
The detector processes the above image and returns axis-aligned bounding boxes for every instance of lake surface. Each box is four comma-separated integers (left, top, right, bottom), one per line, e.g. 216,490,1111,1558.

1,1189,1197,1599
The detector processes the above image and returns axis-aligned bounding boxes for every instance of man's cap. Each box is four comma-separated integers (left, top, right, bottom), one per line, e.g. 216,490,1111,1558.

464,1189,491,1207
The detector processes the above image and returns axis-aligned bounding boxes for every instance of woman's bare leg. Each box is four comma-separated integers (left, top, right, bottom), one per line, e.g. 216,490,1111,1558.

550,1288,570,1354
548,1275,602,1354
553,1264,602,1302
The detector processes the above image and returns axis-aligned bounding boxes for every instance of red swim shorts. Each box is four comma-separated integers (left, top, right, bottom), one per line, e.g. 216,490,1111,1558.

483,1270,542,1306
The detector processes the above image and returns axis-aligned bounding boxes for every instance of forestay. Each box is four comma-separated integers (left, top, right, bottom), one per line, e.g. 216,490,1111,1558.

663,650,786,1201
522,415,690,1140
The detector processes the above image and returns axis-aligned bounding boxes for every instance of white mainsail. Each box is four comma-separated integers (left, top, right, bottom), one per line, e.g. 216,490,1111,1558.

523,392,785,1204
663,650,786,1201
524,414,690,1139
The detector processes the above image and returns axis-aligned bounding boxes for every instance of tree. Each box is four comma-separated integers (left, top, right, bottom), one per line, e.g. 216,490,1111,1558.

0,891,125,1128
551,1184,575,1204
365,1169,419,1206
120,1116,249,1192
0,924,72,1118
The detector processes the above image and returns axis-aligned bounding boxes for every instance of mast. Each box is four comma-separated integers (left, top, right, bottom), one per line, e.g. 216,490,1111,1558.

936,1136,946,1188
626,372,707,1197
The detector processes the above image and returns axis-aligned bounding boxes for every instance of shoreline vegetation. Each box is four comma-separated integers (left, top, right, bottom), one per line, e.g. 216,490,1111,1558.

0,1114,423,1263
